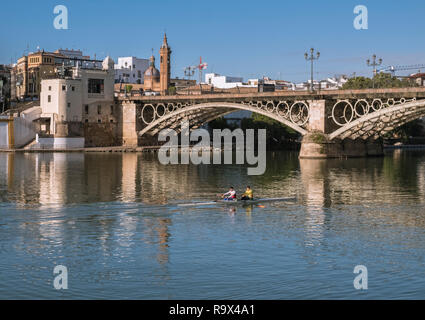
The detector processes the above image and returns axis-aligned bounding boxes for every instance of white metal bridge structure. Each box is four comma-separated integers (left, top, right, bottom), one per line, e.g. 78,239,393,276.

119,88,425,143
119,88,425,140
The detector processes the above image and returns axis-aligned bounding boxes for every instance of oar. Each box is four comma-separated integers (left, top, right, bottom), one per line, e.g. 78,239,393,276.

178,201,217,207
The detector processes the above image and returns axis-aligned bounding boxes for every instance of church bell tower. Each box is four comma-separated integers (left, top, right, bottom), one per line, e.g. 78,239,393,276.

160,33,171,95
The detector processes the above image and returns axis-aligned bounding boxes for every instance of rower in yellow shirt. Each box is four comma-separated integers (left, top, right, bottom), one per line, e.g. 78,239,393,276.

241,186,253,201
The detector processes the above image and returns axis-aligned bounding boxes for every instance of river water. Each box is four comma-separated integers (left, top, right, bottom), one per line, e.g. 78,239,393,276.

0,150,424,299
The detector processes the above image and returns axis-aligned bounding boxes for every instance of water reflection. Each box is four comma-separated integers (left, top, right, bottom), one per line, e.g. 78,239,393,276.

1,151,425,214
0,153,204,206
300,159,328,247
1,151,425,299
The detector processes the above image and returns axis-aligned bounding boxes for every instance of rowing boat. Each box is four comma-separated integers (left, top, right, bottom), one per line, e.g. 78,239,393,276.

177,197,296,207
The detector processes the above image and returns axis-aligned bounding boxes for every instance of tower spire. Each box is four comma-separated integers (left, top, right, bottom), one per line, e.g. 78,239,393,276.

162,33,168,48
160,33,171,95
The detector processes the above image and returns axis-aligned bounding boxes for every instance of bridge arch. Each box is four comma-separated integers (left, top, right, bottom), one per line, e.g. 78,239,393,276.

138,102,309,136
329,99,425,140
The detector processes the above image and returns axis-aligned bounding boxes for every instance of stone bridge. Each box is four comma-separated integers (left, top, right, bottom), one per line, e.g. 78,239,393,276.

118,88,425,158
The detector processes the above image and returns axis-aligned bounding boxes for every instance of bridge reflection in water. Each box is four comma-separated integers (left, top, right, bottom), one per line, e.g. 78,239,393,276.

1,151,424,225
1,151,425,298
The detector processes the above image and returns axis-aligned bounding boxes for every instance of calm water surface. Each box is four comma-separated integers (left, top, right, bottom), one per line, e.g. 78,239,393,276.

0,151,424,299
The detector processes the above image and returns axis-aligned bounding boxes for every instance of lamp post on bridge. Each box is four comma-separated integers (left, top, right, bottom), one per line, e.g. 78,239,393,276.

304,48,320,92
184,66,196,80
184,66,196,95
366,54,382,89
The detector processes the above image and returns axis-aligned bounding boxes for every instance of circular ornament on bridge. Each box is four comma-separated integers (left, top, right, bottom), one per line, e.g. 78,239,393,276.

353,99,369,117
156,103,166,118
371,99,383,111
386,98,395,107
256,101,264,109
175,103,183,109
266,101,276,113
276,101,290,118
331,100,354,126
141,104,156,125
289,101,310,126
166,103,175,113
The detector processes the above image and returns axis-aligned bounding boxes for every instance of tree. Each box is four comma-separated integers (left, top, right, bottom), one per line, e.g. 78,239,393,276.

168,86,176,96
209,117,238,131
341,76,373,89
208,113,300,150
342,73,417,90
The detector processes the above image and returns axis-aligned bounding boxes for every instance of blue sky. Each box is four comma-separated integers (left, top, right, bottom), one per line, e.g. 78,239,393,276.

1,0,425,82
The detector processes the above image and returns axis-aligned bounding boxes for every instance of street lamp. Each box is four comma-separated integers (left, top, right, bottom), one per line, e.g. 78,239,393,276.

366,54,382,88
184,66,195,80
184,66,196,94
305,48,320,92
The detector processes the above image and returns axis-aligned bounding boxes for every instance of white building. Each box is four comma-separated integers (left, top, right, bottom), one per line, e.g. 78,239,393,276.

114,57,150,84
319,76,348,90
292,75,348,91
37,57,116,148
205,73,252,89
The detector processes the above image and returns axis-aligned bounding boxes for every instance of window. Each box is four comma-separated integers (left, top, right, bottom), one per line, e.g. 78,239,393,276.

48,86,51,91
88,79,104,94
110,105,114,115
72,86,75,91
98,119,101,123
97,105,101,115
48,95,51,103
85,105,89,114
85,119,89,123
67,102,71,108
62,85,66,91
110,119,114,123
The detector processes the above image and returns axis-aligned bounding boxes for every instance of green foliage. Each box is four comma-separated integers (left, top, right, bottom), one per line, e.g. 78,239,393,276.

342,73,418,90
341,76,373,89
168,86,176,95
241,113,300,149
208,113,300,150
209,117,238,131
307,131,327,144
386,121,424,141
125,85,133,93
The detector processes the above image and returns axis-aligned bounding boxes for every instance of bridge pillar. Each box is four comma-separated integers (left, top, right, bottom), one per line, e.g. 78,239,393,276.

300,100,335,158
299,100,384,158
120,101,138,147
307,100,329,133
